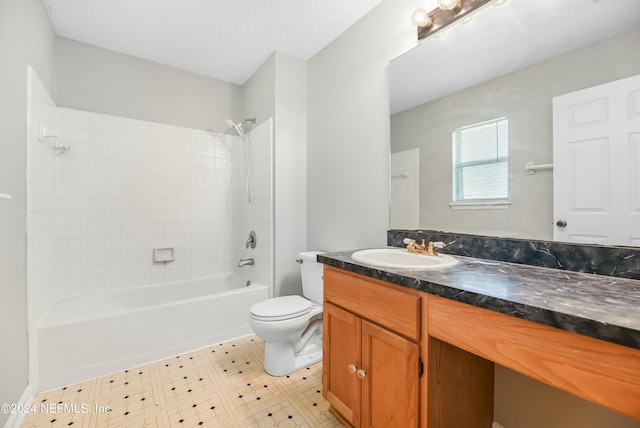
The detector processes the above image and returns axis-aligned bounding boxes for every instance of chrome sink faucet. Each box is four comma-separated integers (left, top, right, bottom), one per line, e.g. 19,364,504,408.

238,258,255,267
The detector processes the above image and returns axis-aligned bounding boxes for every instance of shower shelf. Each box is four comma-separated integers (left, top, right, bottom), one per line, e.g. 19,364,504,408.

38,124,59,142
38,124,71,155
0,193,12,200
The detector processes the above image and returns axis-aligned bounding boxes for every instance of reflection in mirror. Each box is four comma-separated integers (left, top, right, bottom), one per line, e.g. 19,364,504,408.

389,0,640,244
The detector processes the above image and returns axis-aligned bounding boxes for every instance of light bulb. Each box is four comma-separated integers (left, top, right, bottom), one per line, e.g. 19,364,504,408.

411,8,433,28
437,0,461,11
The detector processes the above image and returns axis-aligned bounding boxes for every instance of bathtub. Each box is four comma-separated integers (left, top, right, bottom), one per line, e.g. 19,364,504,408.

36,275,268,391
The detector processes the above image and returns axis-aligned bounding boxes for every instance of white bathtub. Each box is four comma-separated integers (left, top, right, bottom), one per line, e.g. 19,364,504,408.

36,275,268,391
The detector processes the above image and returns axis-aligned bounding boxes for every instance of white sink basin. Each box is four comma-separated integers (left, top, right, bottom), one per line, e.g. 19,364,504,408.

351,248,458,270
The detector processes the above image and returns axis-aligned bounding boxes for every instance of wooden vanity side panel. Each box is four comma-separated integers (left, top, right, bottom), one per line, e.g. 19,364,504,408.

422,292,493,428
420,296,429,428
324,267,421,341
428,295,640,420
427,337,494,428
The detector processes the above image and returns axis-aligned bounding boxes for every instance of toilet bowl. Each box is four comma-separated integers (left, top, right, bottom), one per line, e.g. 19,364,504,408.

249,251,325,376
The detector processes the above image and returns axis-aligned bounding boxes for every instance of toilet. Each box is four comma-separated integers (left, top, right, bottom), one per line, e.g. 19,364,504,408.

249,251,325,376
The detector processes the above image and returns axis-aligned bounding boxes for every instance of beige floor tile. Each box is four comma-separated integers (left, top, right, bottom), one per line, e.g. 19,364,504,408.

162,389,236,427
158,367,218,407
223,372,286,416
241,398,313,428
89,383,159,427
153,351,204,379
96,366,155,397
23,335,342,428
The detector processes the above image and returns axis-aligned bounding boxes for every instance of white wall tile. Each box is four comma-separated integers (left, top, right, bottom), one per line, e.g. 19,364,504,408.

26,67,59,328
29,93,273,300
56,108,249,295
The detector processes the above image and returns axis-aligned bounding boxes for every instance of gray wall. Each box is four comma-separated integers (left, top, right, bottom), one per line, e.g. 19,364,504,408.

391,29,640,241
55,38,243,131
243,52,308,298
306,0,420,252
0,0,56,425
243,54,276,126
496,365,640,428
273,53,308,297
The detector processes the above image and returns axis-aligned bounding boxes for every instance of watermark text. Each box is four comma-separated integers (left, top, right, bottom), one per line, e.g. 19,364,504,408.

1,402,111,414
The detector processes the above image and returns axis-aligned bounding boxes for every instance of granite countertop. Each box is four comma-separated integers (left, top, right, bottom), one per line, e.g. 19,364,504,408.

318,249,640,351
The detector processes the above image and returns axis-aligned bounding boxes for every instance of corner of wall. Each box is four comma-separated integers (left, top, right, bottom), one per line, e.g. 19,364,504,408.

0,0,57,423
2,385,35,428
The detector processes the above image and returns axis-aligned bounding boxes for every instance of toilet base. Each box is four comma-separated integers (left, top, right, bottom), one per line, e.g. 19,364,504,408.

263,332,322,376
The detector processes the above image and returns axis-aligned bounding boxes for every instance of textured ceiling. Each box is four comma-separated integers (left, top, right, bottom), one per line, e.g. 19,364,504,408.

390,0,640,114
42,0,383,85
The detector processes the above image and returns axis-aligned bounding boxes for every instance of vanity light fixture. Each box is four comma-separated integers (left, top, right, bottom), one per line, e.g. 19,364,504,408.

413,0,498,41
437,0,461,12
411,8,433,28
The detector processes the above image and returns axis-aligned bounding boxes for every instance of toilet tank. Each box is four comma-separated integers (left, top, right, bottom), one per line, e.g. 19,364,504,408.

299,251,325,304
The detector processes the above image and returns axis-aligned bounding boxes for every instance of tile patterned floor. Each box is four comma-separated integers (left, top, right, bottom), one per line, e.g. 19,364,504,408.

23,335,343,428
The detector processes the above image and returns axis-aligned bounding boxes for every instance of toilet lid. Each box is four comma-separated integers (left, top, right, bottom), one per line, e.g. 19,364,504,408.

250,295,312,321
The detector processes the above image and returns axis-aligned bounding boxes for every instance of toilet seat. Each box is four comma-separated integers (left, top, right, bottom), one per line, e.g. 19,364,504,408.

249,295,313,322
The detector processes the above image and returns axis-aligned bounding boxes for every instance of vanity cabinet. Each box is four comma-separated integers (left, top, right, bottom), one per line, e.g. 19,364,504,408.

322,261,640,427
323,267,421,428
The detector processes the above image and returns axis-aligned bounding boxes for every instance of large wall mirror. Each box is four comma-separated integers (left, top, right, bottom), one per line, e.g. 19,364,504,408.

389,0,640,244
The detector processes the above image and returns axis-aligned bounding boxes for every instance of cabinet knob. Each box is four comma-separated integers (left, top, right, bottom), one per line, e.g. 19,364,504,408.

356,369,367,379
348,364,357,374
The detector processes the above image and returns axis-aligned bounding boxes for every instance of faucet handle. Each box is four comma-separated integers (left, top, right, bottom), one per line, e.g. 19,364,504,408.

403,238,417,251
425,241,446,256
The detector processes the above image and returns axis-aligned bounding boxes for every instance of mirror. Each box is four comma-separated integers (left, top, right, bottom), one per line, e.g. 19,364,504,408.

389,0,640,243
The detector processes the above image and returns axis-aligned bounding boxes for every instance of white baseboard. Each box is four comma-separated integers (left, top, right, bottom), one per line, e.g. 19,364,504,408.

493,423,506,428
3,385,34,428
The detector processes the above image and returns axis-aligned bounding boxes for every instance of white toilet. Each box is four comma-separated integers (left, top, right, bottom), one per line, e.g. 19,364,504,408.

249,251,325,376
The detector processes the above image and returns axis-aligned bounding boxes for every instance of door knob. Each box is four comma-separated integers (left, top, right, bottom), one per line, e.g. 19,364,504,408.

356,369,367,379
348,364,357,374
555,220,567,228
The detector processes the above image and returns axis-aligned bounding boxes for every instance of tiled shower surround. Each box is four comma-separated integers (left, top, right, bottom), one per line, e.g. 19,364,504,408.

27,66,275,303
26,65,274,396
26,67,60,334
56,108,250,296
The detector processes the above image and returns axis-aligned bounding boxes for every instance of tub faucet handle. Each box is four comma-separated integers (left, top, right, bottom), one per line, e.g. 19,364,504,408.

246,231,257,249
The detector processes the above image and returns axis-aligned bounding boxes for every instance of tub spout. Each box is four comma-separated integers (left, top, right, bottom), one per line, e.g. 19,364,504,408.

238,258,254,267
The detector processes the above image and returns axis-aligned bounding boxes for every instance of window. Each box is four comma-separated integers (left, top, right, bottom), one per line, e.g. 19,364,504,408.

452,118,509,207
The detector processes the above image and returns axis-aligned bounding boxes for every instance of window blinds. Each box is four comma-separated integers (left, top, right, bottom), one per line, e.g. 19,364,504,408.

452,117,508,202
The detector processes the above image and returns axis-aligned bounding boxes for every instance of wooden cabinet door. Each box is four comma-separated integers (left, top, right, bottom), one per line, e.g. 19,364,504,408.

323,302,361,427
361,320,419,428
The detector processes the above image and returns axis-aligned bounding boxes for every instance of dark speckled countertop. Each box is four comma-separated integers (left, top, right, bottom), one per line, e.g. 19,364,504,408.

318,249,640,351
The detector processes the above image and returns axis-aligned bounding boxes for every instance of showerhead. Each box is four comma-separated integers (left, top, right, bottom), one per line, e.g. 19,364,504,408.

225,118,245,138
225,118,257,138
240,118,256,134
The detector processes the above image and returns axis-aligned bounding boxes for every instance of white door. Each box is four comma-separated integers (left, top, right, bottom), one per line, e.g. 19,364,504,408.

553,74,640,245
